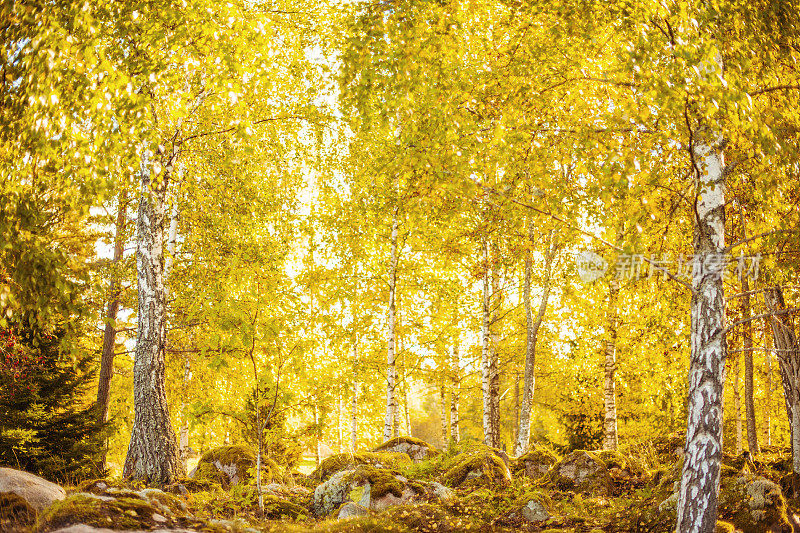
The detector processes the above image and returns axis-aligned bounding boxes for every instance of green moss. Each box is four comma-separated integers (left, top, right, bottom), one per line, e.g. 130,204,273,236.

594,450,630,471
37,493,163,532
343,466,405,499
312,452,412,481
513,445,559,478
442,451,511,488
375,436,431,449
540,450,611,494
715,521,737,532
194,445,280,488
261,494,308,520
166,477,216,493
0,491,36,531
719,474,791,533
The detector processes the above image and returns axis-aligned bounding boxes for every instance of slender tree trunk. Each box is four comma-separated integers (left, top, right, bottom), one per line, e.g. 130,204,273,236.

163,200,189,472
384,209,399,442
603,277,620,451
440,383,447,447
97,189,127,440
179,359,191,470
765,286,800,473
732,350,743,455
481,245,493,447
351,340,358,453
402,375,411,437
739,238,759,454
767,345,773,446
676,129,727,533
450,342,460,444
313,403,320,467
123,153,183,483
489,260,501,449
515,231,555,456
513,374,520,447
337,394,343,453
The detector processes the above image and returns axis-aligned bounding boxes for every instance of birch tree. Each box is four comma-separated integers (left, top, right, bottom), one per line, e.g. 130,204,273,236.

123,151,184,482
515,229,556,456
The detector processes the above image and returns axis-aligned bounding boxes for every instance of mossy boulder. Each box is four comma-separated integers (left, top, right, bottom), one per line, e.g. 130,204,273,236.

35,485,211,533
540,450,611,494
37,493,172,531
0,491,37,532
719,473,793,533
312,465,422,517
372,436,438,462
311,451,412,482
441,448,512,488
190,444,280,488
513,445,559,480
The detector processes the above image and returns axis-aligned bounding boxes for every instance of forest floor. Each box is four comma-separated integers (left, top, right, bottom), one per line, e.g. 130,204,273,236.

7,434,800,532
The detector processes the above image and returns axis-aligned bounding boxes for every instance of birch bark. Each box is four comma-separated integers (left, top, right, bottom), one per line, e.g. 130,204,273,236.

383,209,399,442
123,153,183,483
603,277,619,451
675,129,727,533
450,342,460,444
351,340,358,452
481,241,493,447
515,231,555,456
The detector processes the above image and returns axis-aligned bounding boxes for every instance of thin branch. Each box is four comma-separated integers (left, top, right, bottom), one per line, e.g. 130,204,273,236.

469,182,692,290
725,229,800,252
749,85,800,96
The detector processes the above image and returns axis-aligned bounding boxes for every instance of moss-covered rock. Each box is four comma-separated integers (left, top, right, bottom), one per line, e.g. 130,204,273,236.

513,445,559,480
372,436,438,462
441,449,512,488
0,491,37,532
312,465,423,517
719,473,792,533
35,487,222,533
312,469,369,517
191,445,280,489
37,493,169,531
540,450,611,494
311,451,412,482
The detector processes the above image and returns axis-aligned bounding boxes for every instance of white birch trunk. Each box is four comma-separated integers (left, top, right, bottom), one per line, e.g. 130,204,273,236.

603,277,619,451
384,210,399,442
123,151,183,483
351,340,359,453
481,246,492,446
515,230,555,456
440,384,447,447
676,130,727,533
450,342,460,444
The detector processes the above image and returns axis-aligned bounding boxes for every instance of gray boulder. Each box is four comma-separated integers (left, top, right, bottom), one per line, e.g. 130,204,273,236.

0,466,65,512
